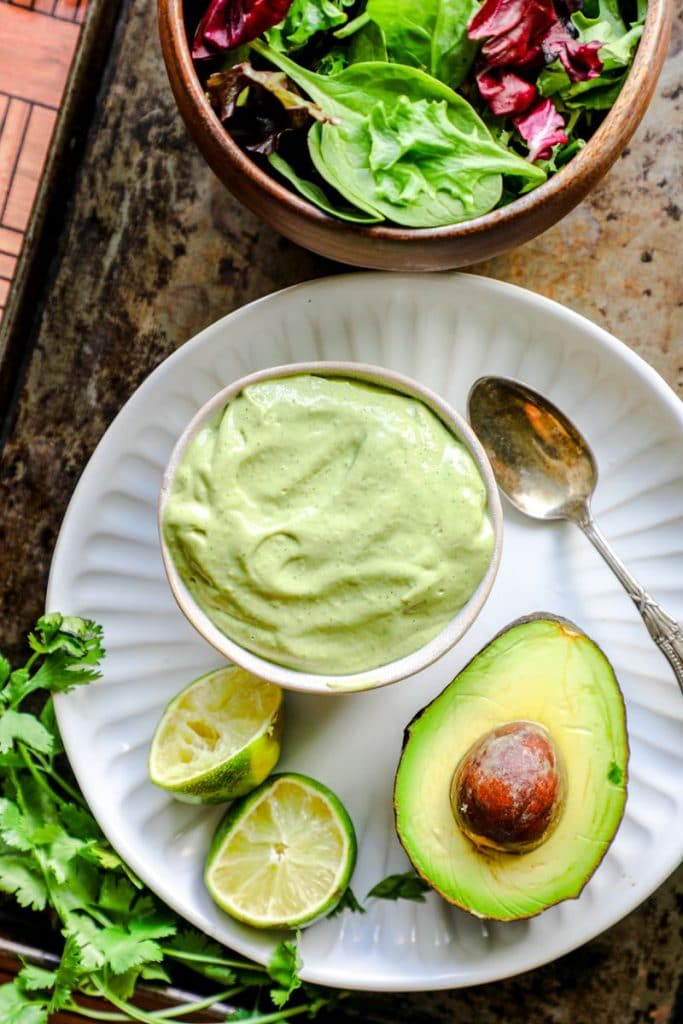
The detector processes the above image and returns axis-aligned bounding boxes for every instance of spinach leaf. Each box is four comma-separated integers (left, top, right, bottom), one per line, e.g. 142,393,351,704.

307,121,387,217
348,20,388,64
313,13,388,71
365,0,479,89
252,40,545,227
268,151,383,221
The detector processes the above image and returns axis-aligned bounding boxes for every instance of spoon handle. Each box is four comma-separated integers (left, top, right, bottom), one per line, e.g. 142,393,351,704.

578,516,683,694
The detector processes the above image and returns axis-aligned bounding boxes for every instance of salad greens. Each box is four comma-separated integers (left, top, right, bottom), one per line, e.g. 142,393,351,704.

251,39,545,226
192,0,645,226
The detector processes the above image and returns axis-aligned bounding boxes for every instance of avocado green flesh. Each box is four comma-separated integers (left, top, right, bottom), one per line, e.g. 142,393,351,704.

394,617,628,920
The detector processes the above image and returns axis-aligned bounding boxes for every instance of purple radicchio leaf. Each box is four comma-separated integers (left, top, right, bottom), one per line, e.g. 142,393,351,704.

513,96,568,160
468,0,557,68
193,0,294,59
475,67,538,115
541,20,603,81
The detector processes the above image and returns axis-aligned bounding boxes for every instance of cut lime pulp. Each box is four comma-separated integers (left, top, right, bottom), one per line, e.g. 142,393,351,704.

205,772,357,928
148,666,283,804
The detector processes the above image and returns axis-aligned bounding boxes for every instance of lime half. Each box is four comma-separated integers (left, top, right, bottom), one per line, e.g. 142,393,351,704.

205,773,357,929
148,666,283,804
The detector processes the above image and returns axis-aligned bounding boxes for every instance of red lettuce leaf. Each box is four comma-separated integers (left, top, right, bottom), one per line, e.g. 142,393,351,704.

206,62,334,154
468,0,556,68
192,0,293,59
467,0,604,157
541,21,603,81
476,67,538,115
513,97,568,160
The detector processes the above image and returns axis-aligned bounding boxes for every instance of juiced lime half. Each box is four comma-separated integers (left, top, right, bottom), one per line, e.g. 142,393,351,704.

205,773,357,929
148,666,283,804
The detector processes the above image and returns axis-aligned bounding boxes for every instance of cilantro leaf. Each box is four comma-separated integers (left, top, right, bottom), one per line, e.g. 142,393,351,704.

0,711,54,755
98,874,139,915
164,928,242,984
0,797,33,851
3,669,29,708
38,700,63,755
0,751,26,769
366,871,431,902
139,963,172,985
166,927,226,960
94,926,165,975
0,855,47,910
0,614,331,1024
17,965,57,994
77,901,176,979
16,955,79,1016
29,614,101,657
268,938,302,1007
11,775,60,835
85,842,135,875
66,914,107,972
105,967,145,1002
15,958,81,1015
0,980,48,1024
327,886,366,917
42,830,88,884
7,615,104,707
60,803,102,843
48,937,84,1011
27,640,103,696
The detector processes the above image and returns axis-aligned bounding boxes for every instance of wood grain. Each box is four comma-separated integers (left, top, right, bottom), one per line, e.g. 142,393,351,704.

0,0,88,317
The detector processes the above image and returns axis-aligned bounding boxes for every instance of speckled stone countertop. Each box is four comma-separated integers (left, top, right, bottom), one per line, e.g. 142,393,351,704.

0,0,681,1020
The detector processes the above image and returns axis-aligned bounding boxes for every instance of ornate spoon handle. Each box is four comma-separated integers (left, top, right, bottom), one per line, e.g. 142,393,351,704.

578,514,683,695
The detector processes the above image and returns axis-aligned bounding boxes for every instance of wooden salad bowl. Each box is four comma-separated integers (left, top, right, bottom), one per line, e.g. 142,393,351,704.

158,0,672,271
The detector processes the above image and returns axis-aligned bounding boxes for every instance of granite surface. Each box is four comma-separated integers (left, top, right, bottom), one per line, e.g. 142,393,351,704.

0,0,681,1019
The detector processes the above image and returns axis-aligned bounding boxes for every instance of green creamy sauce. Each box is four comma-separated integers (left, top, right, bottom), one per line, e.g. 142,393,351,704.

163,375,494,674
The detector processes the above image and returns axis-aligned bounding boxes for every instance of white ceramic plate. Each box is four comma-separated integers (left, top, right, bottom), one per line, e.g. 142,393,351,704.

49,273,683,992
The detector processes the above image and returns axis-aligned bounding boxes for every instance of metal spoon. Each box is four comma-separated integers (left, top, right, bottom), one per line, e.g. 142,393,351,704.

468,375,683,694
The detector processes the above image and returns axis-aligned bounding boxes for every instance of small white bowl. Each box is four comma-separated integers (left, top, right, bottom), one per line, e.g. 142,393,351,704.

158,361,503,693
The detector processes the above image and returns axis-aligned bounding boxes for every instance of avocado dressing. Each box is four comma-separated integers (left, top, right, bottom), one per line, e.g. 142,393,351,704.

163,375,494,674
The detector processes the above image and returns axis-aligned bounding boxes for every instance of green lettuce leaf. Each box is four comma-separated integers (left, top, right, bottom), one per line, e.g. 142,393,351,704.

267,0,352,53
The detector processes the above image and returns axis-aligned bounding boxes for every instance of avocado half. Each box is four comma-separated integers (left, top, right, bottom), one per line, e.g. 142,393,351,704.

394,614,628,921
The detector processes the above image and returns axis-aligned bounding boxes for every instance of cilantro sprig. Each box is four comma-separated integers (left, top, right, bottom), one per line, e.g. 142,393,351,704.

0,614,343,1023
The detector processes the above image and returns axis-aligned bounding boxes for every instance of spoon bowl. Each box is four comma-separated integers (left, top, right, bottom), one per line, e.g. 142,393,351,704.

468,376,597,522
467,375,683,695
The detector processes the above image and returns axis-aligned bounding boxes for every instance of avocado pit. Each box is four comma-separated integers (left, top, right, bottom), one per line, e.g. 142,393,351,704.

450,721,566,854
